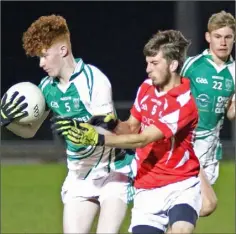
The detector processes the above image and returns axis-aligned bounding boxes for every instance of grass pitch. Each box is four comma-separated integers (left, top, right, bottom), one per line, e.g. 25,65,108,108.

1,161,235,233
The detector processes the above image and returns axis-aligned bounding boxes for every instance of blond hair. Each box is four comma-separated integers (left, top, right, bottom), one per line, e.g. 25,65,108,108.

143,30,191,73
22,15,71,57
208,11,235,33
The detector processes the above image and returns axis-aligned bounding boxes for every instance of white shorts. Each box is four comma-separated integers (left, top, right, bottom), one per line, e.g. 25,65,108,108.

202,161,219,185
61,170,135,205
129,177,202,232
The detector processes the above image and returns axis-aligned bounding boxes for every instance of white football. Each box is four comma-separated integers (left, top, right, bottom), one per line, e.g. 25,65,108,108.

5,82,46,124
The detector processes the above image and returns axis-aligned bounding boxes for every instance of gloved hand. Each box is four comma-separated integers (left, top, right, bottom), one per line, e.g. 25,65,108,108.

1,91,28,127
60,123,105,146
50,116,83,135
88,113,118,130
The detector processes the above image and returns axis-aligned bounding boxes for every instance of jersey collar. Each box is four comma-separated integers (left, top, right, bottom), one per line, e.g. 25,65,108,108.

167,78,190,97
202,49,234,65
51,58,85,84
154,78,190,97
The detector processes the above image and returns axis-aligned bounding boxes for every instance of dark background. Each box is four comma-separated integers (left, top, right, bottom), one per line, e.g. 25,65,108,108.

1,1,235,140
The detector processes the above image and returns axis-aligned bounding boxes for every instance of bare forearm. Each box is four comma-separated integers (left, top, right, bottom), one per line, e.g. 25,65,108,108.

104,133,147,149
227,104,235,120
114,120,140,135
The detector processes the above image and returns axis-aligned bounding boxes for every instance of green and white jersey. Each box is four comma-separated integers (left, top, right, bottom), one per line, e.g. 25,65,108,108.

181,49,235,163
39,58,134,179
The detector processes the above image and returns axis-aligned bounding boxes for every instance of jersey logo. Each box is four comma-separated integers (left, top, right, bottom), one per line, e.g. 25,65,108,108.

60,96,72,101
212,76,224,80
141,104,148,111
151,98,162,106
225,79,233,91
196,94,211,108
196,77,208,84
73,98,80,109
51,101,59,108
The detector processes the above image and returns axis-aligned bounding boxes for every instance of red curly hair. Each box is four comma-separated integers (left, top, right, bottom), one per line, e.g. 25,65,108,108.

22,15,71,57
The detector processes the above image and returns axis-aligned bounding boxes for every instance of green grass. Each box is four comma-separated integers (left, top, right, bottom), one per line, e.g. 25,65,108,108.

1,162,235,233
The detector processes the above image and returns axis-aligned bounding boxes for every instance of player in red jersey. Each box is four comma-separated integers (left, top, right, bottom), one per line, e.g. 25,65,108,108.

52,30,201,234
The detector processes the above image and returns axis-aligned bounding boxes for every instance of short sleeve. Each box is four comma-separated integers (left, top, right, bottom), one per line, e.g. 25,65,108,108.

130,86,142,121
89,65,115,115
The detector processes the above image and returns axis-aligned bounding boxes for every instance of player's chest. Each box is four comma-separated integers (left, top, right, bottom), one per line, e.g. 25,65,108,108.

46,85,90,120
138,94,166,126
191,68,234,97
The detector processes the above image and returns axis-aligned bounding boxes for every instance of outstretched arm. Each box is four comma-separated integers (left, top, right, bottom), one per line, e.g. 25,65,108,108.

104,124,163,149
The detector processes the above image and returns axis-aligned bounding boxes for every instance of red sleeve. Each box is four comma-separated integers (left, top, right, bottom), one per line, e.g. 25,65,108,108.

130,80,150,121
154,99,198,139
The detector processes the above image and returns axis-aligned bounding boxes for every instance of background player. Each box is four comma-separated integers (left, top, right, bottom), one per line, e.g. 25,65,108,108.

53,30,202,234
181,10,235,217
0,15,135,234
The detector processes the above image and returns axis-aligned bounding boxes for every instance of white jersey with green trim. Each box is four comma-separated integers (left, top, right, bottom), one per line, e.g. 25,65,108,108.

38,58,134,179
181,49,235,162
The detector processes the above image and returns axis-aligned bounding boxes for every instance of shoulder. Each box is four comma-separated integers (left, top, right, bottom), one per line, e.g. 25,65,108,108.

84,64,112,91
181,54,205,76
38,76,53,92
139,78,153,91
87,64,110,82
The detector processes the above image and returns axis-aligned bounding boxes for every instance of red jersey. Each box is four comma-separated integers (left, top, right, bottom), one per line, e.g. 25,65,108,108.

130,78,200,189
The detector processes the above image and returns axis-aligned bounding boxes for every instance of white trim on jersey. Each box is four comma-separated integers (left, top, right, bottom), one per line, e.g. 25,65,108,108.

175,150,190,168
181,54,203,76
40,77,51,92
177,90,191,107
159,109,180,135
89,65,115,115
228,62,235,101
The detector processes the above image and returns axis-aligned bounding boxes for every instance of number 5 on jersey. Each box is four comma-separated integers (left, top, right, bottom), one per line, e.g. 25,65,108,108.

65,102,71,112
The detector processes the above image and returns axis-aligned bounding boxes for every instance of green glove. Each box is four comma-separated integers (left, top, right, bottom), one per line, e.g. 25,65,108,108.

1,91,28,127
61,123,105,146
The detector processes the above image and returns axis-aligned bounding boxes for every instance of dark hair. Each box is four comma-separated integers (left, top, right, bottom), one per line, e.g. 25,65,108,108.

143,30,191,73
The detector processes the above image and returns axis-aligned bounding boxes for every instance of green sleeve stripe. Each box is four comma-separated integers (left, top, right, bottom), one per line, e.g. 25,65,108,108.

83,65,94,101
67,146,97,160
87,65,94,101
67,145,96,156
107,149,113,173
83,68,90,94
84,145,107,179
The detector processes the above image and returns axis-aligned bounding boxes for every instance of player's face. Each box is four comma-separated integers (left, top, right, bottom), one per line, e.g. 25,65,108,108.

39,44,63,77
146,51,171,87
206,26,235,61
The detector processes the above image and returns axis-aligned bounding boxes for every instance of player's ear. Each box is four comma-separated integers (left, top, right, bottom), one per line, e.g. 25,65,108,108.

205,32,210,43
60,45,68,57
169,60,179,73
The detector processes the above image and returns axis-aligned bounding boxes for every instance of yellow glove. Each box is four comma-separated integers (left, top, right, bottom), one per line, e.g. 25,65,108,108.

62,123,105,146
